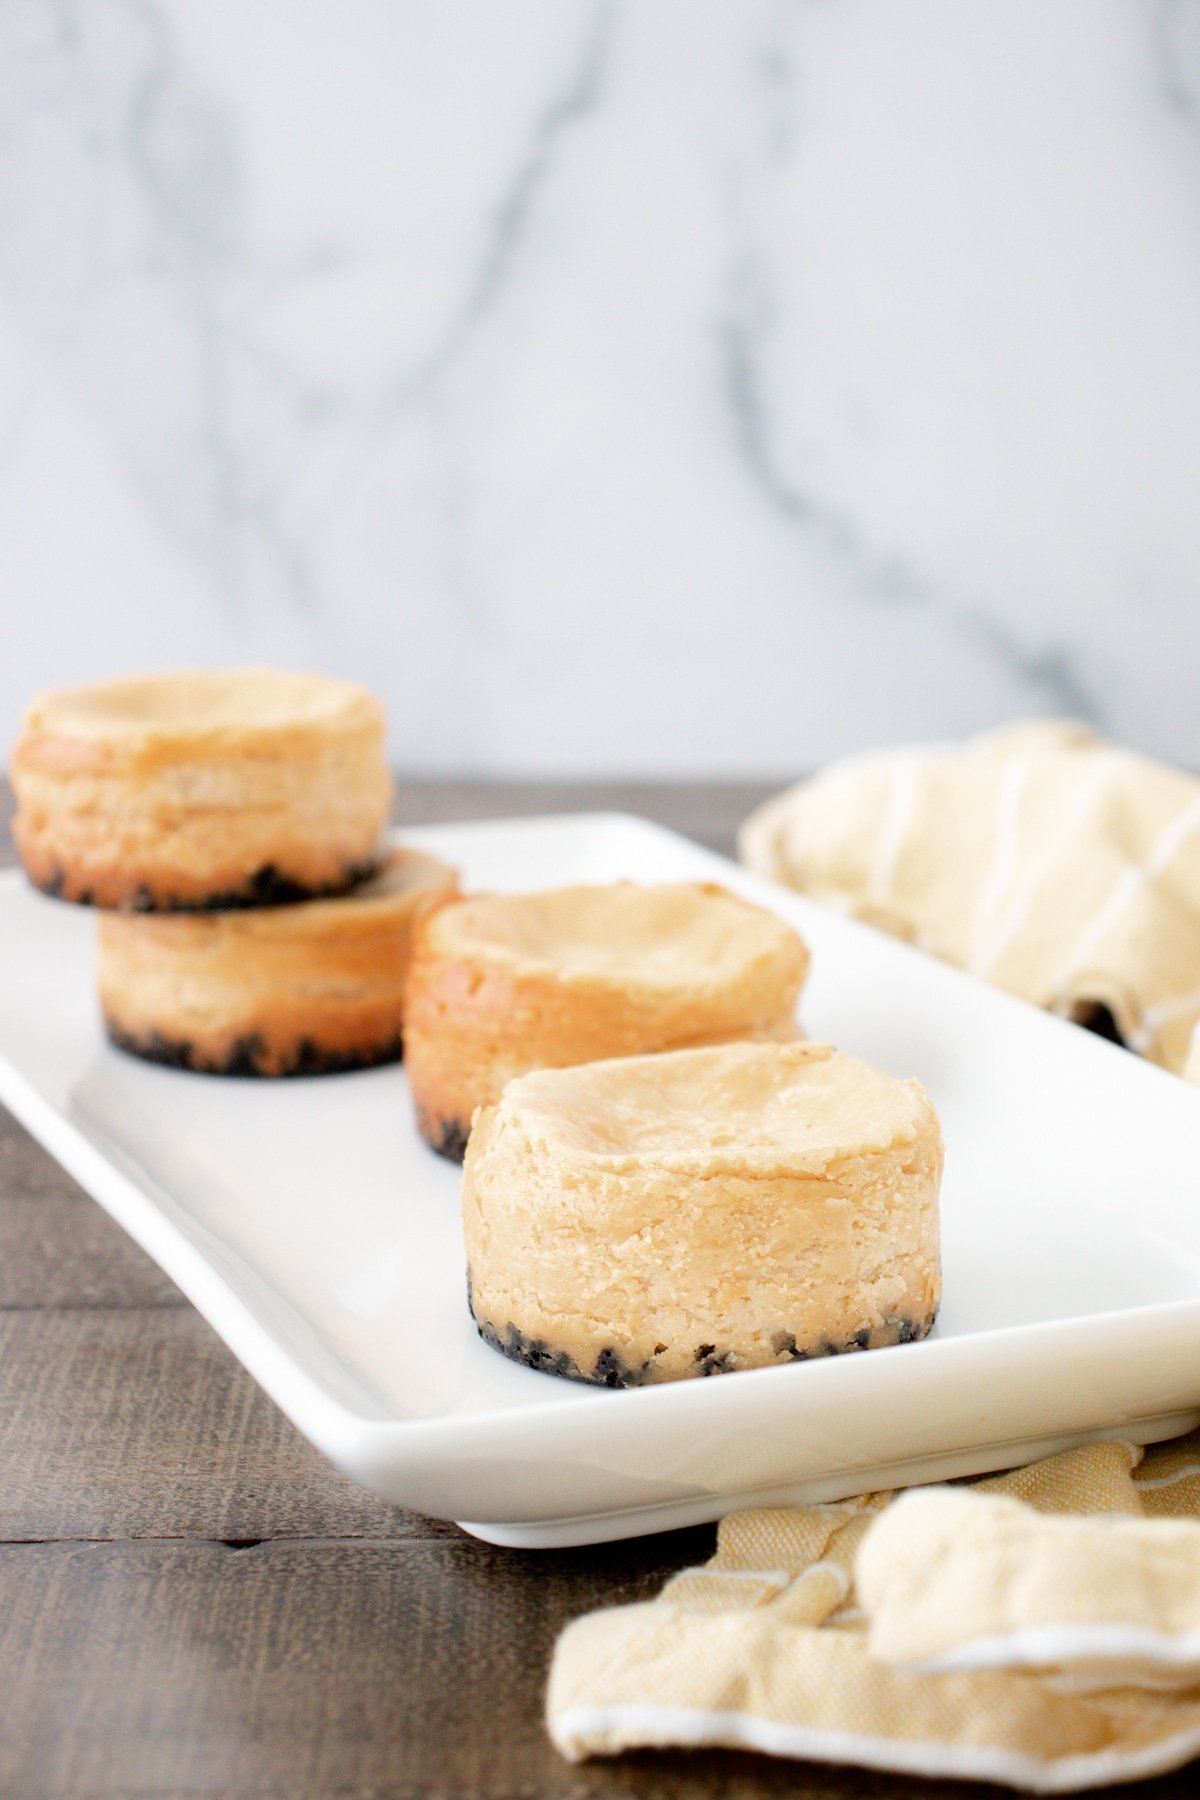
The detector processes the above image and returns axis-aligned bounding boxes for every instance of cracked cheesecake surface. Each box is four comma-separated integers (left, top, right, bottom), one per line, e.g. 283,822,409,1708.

462,1039,942,1386
405,880,810,1159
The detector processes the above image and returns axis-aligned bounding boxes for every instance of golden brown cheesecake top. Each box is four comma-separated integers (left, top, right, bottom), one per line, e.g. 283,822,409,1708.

484,1040,937,1178
423,881,808,993
15,668,384,773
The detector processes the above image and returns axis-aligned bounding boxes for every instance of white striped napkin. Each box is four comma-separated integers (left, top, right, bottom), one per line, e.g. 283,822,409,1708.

548,1437,1200,1792
740,720,1200,1081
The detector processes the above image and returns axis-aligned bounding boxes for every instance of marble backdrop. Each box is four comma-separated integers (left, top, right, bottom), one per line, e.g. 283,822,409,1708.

0,0,1198,774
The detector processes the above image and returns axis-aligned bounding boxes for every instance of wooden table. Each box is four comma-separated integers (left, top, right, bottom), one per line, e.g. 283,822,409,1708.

0,781,1189,1799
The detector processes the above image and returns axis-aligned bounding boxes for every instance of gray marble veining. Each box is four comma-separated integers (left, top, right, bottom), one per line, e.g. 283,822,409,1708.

0,0,1197,773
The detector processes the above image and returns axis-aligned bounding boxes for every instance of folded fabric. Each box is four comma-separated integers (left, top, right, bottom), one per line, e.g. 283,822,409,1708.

860,1487,1200,1689
739,720,1200,1081
547,1435,1200,1792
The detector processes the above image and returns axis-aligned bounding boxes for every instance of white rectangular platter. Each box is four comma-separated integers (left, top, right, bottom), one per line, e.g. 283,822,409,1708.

3,812,1200,1549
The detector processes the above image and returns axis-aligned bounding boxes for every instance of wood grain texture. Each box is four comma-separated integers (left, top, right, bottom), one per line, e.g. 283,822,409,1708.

0,1536,1014,1800
0,1307,437,1543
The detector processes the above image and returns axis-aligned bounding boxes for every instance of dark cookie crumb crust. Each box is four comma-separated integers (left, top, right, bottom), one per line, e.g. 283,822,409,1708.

32,857,379,913
466,1274,937,1387
104,1019,403,1079
416,1107,472,1163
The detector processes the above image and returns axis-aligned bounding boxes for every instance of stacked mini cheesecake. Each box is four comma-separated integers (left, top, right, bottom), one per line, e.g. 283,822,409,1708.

395,880,943,1387
8,668,457,1075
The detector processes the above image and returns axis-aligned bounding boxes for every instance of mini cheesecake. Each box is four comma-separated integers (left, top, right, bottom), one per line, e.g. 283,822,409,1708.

98,845,457,1076
404,880,810,1159
463,1040,942,1386
10,667,393,909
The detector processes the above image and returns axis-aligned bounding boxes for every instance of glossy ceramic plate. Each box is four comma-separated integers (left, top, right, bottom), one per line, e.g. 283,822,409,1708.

2,813,1200,1548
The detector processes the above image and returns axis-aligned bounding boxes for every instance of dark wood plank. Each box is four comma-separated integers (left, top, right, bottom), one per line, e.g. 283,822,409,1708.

11,1534,1190,1800
0,1306,445,1542
389,777,777,860
2,1534,1197,1799
0,1533,1009,1800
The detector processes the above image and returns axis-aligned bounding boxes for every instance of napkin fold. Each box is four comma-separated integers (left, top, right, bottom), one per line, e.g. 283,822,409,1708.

547,1436,1200,1792
739,720,1200,1081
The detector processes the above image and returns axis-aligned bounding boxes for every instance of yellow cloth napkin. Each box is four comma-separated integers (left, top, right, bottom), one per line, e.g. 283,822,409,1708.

548,1436,1200,1791
739,720,1200,1080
